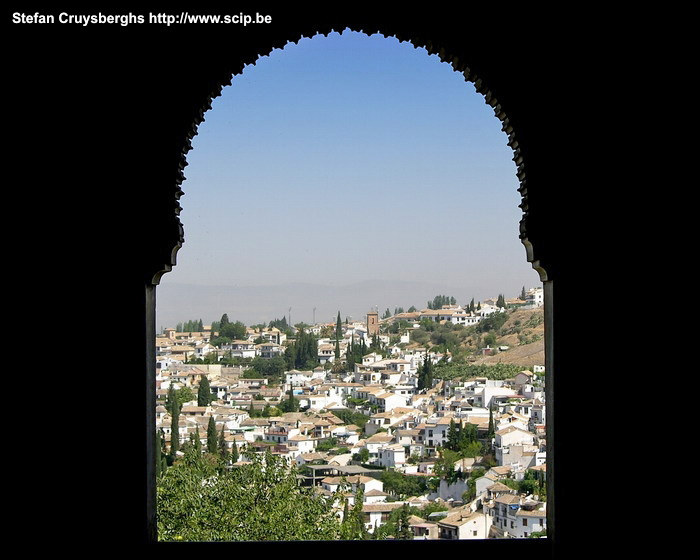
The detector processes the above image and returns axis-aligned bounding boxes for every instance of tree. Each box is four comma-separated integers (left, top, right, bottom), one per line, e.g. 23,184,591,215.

197,375,212,406
279,389,299,413
446,418,460,451
340,485,368,540
207,415,218,454
220,320,246,341
354,447,369,463
417,355,433,391
230,440,239,464
394,504,413,540
169,393,181,460
335,311,342,360
497,294,506,308
285,327,319,370
156,429,166,478
166,384,177,415
487,403,496,442
429,295,453,309
186,427,200,455
157,449,343,541
218,425,229,462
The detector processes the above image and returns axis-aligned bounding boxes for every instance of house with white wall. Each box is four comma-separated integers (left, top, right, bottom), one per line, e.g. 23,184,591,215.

224,340,257,359
525,287,544,308
363,432,394,465
487,493,546,538
377,443,406,468
494,425,537,466
362,502,407,534
437,508,491,540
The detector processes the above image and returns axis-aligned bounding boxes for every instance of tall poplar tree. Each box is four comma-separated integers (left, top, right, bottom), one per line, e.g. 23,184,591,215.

193,426,202,454
346,334,356,371
207,415,218,454
218,426,229,462
487,403,496,442
169,394,181,459
197,375,211,406
335,311,342,360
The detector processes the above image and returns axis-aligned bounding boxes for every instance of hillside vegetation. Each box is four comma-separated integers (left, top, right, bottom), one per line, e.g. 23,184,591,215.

404,307,544,370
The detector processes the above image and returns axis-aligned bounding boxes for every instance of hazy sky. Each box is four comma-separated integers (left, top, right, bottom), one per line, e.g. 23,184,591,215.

157,30,540,328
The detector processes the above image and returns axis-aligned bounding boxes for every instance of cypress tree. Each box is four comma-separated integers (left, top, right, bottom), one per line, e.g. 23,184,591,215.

207,415,218,454
488,404,495,442
155,429,163,478
197,375,211,406
218,426,228,462
447,418,458,451
169,395,180,459
347,334,356,371
193,426,201,454
231,439,239,463
335,311,342,360
395,504,413,540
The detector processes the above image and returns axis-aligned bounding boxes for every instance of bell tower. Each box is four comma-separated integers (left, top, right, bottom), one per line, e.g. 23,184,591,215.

366,309,379,336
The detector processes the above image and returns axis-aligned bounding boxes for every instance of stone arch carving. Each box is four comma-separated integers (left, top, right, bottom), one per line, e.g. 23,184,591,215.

142,20,559,547
149,27,548,286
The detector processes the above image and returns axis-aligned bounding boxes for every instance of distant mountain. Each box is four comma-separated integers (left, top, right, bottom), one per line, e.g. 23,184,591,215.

154,279,493,329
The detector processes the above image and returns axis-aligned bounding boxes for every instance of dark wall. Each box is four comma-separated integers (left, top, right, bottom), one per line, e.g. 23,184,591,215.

11,6,598,553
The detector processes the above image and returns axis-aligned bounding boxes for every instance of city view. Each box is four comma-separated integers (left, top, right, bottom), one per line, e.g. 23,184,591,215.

154,30,546,542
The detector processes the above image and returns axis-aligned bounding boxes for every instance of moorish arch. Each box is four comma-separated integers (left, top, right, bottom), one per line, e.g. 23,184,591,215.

129,12,576,550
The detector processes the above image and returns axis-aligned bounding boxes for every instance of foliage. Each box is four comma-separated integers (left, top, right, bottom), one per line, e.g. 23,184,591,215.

197,375,212,406
417,355,433,391
345,334,367,371
315,437,339,452
207,416,218,454
461,467,486,502
331,408,368,428
353,448,369,463
284,327,319,370
219,320,247,341
175,319,204,333
157,449,343,541
249,356,287,381
278,390,299,413
476,311,508,333
427,295,456,309
339,485,368,540
210,336,231,348
166,385,195,412
445,418,480,455
434,362,526,381
371,503,414,540
380,469,429,499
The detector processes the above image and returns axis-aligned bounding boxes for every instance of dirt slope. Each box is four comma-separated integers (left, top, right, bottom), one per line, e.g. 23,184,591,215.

471,307,545,367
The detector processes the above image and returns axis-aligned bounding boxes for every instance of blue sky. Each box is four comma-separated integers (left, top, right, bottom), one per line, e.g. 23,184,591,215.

157,30,540,328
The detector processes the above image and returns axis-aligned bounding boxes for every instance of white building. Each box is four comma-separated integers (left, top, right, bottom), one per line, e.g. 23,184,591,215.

525,287,544,308
488,494,547,538
377,443,406,468
438,509,491,540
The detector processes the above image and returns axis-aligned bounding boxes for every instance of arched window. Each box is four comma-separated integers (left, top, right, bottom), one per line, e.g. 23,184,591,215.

150,28,539,544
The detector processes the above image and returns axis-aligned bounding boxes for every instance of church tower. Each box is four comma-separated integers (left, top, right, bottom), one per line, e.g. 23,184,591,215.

366,309,379,336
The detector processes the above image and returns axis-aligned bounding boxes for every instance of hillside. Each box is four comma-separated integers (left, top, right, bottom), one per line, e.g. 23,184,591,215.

470,307,545,367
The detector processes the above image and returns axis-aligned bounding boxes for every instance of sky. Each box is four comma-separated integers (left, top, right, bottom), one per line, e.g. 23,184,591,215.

156,30,540,329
